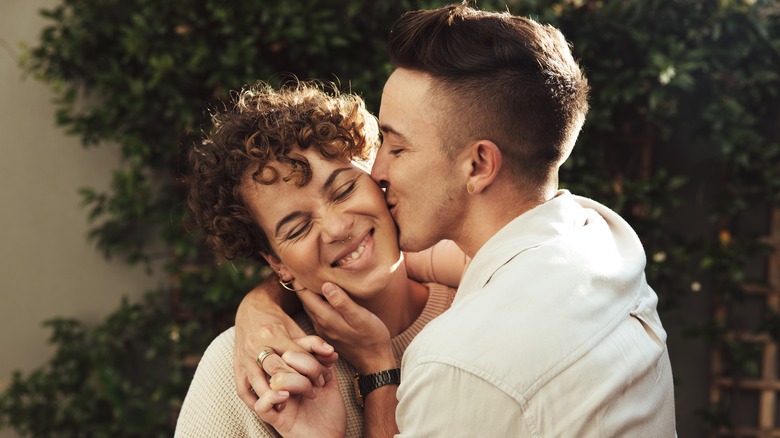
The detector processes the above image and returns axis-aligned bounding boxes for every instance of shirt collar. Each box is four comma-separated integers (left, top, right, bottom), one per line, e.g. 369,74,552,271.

457,190,584,298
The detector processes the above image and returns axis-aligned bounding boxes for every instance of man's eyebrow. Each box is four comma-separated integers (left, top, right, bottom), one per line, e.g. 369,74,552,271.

379,123,406,140
275,211,305,237
321,167,353,194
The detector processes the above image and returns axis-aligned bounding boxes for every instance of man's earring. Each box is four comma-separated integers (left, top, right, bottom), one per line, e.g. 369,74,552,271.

467,182,475,193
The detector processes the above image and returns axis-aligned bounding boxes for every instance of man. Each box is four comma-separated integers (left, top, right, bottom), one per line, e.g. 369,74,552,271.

237,4,676,436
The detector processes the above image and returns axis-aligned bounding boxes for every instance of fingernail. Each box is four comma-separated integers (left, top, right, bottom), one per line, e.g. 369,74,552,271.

318,375,325,387
322,283,336,297
309,386,318,399
277,391,289,397
322,342,334,352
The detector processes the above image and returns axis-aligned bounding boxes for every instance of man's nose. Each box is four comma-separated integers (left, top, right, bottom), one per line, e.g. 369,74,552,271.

370,150,389,189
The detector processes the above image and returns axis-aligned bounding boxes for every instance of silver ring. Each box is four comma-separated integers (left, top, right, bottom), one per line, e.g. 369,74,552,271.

257,348,275,368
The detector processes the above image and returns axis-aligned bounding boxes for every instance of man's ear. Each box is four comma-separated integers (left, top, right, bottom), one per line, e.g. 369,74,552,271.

463,140,502,194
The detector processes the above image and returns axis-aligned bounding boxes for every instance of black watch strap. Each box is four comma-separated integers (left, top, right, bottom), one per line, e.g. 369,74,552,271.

354,368,401,407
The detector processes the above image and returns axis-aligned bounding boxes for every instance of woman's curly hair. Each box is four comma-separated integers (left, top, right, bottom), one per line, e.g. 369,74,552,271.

188,81,379,260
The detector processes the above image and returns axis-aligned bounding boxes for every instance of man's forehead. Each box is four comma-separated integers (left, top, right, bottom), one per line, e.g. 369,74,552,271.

382,68,433,101
379,70,436,134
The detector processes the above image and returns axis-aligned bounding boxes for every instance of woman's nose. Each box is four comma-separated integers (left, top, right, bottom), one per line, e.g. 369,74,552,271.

320,211,355,244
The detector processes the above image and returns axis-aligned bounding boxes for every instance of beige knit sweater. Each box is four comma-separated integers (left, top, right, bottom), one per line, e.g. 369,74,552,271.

175,283,455,437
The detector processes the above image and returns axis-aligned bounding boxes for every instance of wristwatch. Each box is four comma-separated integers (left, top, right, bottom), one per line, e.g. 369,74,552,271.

353,368,401,408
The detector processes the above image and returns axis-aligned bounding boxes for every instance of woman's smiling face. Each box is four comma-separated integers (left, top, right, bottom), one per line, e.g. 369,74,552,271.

241,147,402,300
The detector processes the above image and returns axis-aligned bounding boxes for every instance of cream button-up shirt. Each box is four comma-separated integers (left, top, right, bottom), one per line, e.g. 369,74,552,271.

396,191,676,437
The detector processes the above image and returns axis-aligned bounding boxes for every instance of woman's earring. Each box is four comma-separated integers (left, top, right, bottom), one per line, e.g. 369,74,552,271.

277,270,304,292
279,278,304,292
467,182,475,193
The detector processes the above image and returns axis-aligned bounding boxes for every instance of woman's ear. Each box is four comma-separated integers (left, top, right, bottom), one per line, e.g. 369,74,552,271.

463,140,502,194
261,252,292,281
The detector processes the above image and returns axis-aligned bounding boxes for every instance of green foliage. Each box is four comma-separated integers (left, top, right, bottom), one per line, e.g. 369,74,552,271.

2,0,779,436
23,0,437,268
0,298,179,437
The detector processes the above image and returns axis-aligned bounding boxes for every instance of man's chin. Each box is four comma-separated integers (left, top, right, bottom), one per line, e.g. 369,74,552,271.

398,234,429,253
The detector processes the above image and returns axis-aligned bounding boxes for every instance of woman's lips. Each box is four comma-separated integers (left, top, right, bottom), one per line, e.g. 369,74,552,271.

332,229,374,269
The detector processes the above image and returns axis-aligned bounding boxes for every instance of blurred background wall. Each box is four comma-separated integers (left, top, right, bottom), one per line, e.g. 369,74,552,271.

0,1,162,436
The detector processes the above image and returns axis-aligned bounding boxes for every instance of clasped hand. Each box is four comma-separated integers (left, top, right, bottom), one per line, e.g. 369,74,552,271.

233,280,393,437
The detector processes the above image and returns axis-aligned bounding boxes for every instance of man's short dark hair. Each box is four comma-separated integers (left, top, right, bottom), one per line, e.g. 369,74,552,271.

388,3,589,186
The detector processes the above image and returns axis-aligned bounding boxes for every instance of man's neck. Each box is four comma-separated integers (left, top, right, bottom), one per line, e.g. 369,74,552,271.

454,181,558,258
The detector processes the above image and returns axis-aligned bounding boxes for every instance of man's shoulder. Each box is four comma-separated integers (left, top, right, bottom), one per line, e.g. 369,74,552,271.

402,289,542,375
403,262,650,397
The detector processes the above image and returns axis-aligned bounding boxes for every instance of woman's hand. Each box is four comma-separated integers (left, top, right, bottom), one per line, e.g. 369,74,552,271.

254,338,347,438
298,282,395,374
234,279,339,410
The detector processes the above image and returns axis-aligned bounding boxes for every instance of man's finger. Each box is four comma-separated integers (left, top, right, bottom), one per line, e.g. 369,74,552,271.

321,282,362,324
297,289,342,327
269,371,318,399
293,335,339,366
281,350,336,387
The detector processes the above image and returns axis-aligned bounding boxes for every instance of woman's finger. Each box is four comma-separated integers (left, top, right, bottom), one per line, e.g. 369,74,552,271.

254,389,290,423
248,370,272,401
236,374,258,408
258,351,317,397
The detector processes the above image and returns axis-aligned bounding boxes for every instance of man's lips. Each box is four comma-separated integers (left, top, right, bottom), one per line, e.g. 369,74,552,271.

386,199,397,215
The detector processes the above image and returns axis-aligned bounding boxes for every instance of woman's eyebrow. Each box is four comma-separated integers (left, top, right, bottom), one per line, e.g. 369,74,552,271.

321,167,354,194
274,167,354,237
275,211,305,237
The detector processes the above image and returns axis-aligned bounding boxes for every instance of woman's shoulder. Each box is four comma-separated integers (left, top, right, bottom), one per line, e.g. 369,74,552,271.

423,282,457,314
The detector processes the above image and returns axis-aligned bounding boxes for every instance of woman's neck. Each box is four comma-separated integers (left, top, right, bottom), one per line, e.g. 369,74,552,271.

354,255,429,338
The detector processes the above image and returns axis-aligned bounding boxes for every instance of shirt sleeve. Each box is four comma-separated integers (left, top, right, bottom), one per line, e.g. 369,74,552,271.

404,240,470,288
395,361,531,437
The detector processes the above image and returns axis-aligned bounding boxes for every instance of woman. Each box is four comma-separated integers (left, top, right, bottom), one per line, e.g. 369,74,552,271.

177,82,466,437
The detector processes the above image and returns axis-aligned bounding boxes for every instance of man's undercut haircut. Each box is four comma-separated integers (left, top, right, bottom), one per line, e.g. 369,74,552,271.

188,81,379,260
388,3,590,186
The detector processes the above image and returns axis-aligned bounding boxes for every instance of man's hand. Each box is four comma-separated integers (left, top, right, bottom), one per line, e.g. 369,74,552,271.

234,277,339,410
298,282,395,374
254,338,347,438
300,282,399,438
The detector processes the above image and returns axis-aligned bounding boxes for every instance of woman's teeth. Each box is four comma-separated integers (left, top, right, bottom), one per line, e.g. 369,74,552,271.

337,236,368,266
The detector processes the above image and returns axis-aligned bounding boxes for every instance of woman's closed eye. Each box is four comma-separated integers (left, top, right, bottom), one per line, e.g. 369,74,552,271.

333,179,358,202
285,219,312,241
